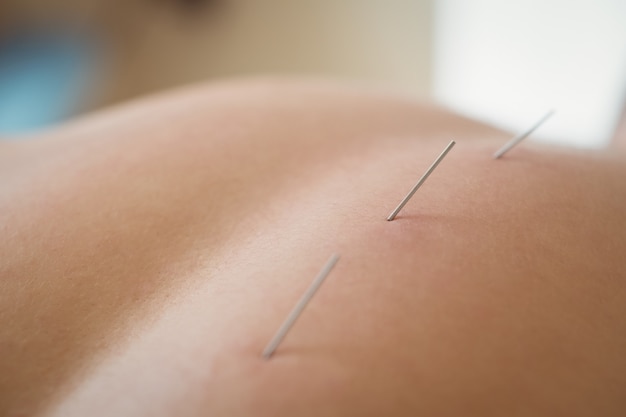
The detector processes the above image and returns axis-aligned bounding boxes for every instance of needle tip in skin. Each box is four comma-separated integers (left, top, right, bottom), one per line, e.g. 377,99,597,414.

262,254,340,359
387,140,455,221
493,110,555,159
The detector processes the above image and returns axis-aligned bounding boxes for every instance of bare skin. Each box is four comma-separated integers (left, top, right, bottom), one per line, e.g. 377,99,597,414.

1,79,625,417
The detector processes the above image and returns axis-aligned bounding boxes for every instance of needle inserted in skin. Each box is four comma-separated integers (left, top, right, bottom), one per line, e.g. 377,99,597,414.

262,253,340,359
493,110,555,159
386,140,456,221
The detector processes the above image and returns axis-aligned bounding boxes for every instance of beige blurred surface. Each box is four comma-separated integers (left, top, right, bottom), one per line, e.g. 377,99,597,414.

0,0,434,109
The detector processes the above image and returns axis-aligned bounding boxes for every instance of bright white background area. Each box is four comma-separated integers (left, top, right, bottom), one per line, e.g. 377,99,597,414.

434,0,626,148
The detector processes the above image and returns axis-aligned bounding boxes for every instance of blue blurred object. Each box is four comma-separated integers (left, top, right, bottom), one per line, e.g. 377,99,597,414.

0,28,100,135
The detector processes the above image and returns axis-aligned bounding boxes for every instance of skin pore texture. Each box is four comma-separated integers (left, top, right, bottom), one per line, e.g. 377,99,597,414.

1,79,625,417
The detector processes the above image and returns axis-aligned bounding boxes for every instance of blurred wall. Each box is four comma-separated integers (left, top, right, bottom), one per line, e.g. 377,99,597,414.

1,0,434,111
3,0,626,148
434,0,626,148
104,0,433,105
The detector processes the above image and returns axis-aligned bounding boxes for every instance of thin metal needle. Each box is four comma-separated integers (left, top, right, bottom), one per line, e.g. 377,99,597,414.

493,110,555,159
387,140,456,221
262,253,340,359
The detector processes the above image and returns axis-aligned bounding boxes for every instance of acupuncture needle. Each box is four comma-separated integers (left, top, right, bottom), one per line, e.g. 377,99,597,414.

493,110,555,159
262,253,340,359
387,140,456,221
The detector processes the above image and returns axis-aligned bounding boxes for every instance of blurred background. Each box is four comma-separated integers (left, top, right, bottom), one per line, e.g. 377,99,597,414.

0,0,625,148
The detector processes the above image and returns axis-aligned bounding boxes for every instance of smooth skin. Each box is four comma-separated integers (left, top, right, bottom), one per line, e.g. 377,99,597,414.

1,79,625,416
